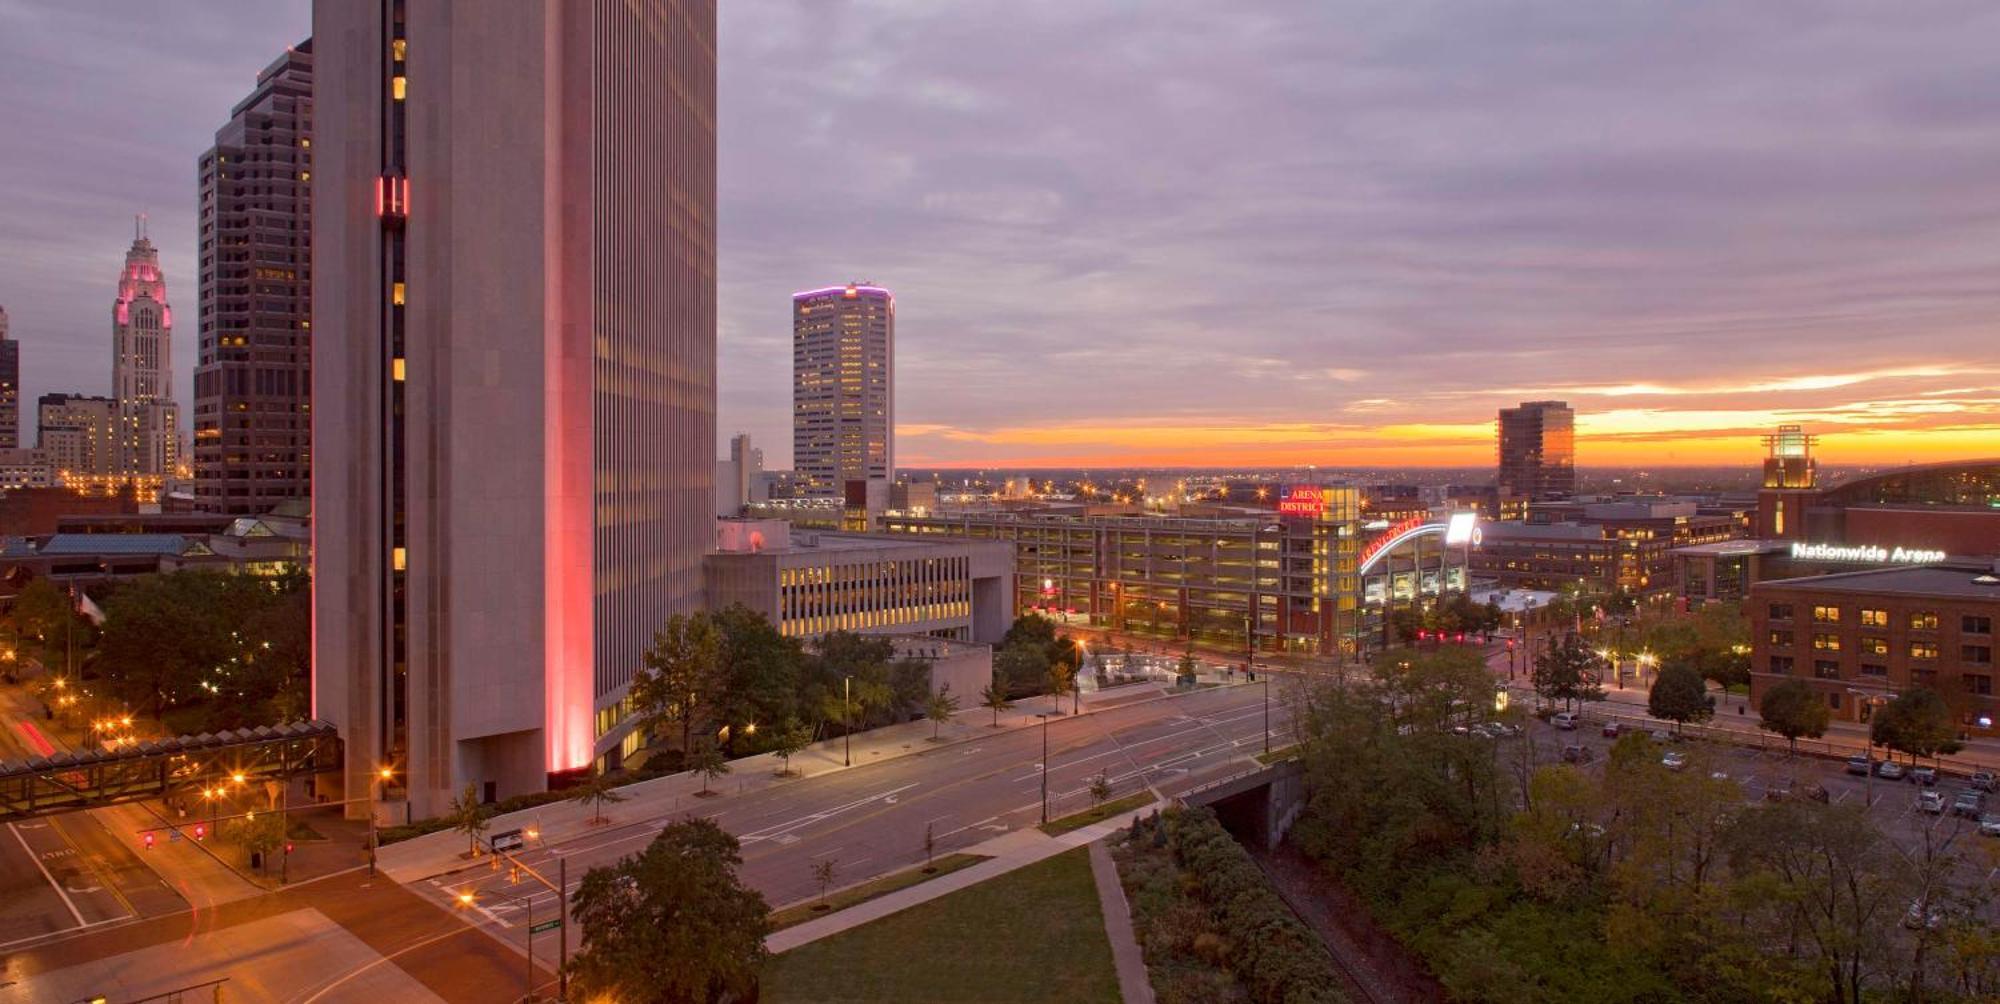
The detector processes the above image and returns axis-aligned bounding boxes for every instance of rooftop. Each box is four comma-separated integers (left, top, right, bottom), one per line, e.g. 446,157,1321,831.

1754,563,2000,601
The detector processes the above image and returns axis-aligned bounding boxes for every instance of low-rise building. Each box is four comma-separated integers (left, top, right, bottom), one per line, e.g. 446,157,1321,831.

1749,562,2000,736
703,519,1012,644
1471,499,1741,598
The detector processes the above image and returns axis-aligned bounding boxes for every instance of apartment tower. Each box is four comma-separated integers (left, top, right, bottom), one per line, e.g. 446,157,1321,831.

313,0,717,817
793,283,893,496
194,41,314,514
1497,400,1576,503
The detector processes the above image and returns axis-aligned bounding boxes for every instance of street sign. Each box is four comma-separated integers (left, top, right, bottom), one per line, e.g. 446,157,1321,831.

489,829,525,852
529,918,563,933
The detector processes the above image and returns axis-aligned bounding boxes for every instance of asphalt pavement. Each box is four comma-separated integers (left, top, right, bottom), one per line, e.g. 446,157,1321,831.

419,682,1288,963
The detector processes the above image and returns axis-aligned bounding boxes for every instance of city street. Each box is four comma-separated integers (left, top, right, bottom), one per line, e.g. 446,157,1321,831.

410,681,1289,968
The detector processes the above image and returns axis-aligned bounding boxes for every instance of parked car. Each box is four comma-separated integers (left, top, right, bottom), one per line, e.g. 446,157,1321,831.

1981,813,2000,837
1953,790,1985,819
1918,790,1947,814
1601,722,1622,738
1846,756,1873,776
1911,766,1938,786
1904,899,1946,931
1876,760,1906,781
1972,771,1997,792
1561,743,1595,764
1552,712,1578,731
1649,729,1673,744
1662,750,1688,772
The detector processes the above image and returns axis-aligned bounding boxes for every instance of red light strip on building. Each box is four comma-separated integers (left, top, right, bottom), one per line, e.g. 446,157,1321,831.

1358,516,1428,570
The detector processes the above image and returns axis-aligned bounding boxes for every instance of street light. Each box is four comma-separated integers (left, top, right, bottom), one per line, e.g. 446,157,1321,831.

843,676,853,767
370,766,394,876
1035,713,1051,824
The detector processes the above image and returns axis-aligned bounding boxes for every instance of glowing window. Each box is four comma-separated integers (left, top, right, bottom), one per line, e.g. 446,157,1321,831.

392,358,406,382
392,282,405,305
392,547,406,571
392,76,407,101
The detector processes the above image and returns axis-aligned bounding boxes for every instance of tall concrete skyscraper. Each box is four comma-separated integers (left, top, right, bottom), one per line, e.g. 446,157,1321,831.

793,283,894,496
194,41,313,515
314,0,716,817
1497,400,1576,502
112,221,180,484
0,306,17,449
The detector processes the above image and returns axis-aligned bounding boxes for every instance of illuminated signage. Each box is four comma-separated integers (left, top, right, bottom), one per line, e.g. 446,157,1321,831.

1278,486,1326,518
1790,542,1947,565
1444,511,1478,546
1357,516,1427,568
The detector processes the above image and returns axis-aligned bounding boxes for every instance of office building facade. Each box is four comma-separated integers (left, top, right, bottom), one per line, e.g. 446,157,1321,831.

314,0,717,817
0,306,16,450
37,394,120,482
195,42,314,515
1497,400,1575,502
111,225,181,485
793,283,893,496
1750,564,2000,737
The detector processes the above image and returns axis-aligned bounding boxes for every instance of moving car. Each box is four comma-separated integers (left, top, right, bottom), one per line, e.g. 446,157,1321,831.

1661,750,1688,772
1911,766,1938,786
1876,760,1906,781
1552,712,1578,731
1918,790,1947,814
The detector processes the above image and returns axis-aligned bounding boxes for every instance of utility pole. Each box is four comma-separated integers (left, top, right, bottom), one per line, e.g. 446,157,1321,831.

1263,677,1271,756
843,676,852,767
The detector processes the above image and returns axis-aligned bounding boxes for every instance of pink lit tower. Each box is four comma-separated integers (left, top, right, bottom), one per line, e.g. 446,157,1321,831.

112,217,181,483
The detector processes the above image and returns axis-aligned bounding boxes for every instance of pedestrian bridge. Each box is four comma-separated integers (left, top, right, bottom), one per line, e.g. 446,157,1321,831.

0,720,339,822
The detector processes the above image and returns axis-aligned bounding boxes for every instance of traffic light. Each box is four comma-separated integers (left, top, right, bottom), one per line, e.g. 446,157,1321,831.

143,832,155,850
1507,638,1516,650
193,823,206,842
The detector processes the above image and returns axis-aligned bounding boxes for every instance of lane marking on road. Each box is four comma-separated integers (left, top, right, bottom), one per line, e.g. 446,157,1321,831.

737,783,921,845
9,822,84,928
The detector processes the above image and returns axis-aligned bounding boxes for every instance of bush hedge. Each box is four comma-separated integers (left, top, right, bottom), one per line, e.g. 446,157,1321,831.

1125,807,1347,1004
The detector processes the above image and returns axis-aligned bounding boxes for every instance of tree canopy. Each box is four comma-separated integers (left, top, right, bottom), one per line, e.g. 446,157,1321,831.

565,817,770,1003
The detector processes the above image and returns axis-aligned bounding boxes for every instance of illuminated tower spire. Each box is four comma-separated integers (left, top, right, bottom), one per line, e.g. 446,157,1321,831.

112,223,180,484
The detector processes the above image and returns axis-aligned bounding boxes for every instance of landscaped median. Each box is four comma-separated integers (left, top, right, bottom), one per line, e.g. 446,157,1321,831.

761,847,1121,1003
769,853,988,930
1038,791,1157,836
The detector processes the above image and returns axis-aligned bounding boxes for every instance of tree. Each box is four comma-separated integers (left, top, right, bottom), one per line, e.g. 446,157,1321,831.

812,857,839,906
1089,771,1113,807
632,612,724,755
1758,679,1831,757
1045,658,1072,714
710,604,805,753
224,811,285,872
924,683,959,740
1647,663,1714,735
567,773,628,826
1177,648,1199,684
10,577,74,651
994,642,1050,699
769,715,811,776
1531,632,1604,712
981,678,1014,727
448,783,488,858
564,818,770,1004
1872,687,1964,763
690,741,730,796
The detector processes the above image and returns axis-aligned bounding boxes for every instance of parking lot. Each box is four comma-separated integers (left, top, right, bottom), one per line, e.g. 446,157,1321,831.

1516,709,2000,905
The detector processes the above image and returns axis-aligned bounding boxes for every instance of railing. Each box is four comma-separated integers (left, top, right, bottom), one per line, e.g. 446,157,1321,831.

1570,706,1988,778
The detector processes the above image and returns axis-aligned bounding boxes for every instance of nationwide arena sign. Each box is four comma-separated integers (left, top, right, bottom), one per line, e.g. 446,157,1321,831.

1791,541,1948,565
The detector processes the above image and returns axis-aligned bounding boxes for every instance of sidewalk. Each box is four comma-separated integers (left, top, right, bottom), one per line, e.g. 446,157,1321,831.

1089,839,1155,1004
763,804,1156,954
380,680,1232,883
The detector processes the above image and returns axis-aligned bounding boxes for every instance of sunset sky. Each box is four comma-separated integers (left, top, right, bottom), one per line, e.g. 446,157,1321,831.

2,2,1996,470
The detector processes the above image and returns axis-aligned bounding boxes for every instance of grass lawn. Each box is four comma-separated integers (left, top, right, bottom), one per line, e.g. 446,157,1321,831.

769,853,988,930
1255,744,1299,765
761,847,1120,1004
1039,791,1156,836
